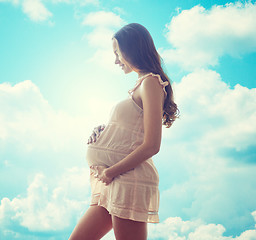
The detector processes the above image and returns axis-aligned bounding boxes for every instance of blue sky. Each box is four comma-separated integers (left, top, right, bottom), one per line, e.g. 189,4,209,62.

0,0,256,239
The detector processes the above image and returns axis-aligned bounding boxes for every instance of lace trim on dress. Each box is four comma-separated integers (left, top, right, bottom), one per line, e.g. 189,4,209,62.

128,72,169,96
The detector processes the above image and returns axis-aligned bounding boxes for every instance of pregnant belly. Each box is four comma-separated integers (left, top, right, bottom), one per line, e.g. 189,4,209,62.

86,145,128,167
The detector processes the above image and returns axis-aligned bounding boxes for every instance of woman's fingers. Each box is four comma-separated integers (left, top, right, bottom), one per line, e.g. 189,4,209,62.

94,127,100,138
90,166,98,177
87,132,96,144
87,135,95,144
92,132,97,142
90,165,110,186
87,124,105,144
95,124,105,137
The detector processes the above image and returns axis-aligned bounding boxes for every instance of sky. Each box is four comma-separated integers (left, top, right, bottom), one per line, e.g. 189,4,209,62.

0,0,256,239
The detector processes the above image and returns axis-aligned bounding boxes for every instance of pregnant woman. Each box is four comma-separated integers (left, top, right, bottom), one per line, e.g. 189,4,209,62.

69,23,179,240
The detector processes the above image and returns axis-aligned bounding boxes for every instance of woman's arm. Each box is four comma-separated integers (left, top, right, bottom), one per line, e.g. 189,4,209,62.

105,76,165,180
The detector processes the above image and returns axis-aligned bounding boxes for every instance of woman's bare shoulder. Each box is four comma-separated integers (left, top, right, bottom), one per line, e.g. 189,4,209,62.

140,75,165,96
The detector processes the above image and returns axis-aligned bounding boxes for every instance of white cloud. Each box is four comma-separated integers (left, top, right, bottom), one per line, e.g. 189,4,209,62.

0,77,127,240
158,68,256,234
236,230,256,240
22,0,52,22
0,0,99,22
82,10,125,28
2,166,255,238
0,65,256,240
0,80,93,153
253,211,256,224
162,2,256,69
83,27,115,48
164,68,256,154
172,69,256,153
0,78,125,238
148,215,256,240
82,11,125,49
101,230,116,240
81,11,126,72
2,69,255,239
0,167,90,232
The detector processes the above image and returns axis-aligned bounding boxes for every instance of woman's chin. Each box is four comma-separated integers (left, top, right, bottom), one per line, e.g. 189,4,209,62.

123,68,133,74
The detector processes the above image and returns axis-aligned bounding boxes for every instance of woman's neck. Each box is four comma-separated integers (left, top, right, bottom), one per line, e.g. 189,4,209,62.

137,71,151,79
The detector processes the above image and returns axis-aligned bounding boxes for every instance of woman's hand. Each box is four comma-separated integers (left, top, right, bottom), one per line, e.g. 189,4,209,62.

90,165,113,185
87,124,105,144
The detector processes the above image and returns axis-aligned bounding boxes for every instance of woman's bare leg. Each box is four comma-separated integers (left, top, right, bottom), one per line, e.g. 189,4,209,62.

112,215,147,240
69,205,112,240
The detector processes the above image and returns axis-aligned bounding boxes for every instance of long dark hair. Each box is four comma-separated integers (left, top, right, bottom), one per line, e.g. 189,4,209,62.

113,23,179,128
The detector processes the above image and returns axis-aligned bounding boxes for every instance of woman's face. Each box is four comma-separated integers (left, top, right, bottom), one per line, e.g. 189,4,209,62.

112,38,133,74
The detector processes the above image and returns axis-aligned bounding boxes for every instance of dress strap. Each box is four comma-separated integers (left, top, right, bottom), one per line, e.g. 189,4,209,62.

128,72,169,96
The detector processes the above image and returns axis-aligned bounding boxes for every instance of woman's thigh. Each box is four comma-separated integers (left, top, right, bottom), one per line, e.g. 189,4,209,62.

69,205,112,240
112,215,147,240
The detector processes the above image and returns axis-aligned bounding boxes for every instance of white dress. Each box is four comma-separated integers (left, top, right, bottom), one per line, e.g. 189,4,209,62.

86,73,169,223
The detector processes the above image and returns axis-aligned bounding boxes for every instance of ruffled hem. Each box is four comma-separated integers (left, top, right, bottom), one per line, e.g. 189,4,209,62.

90,173,160,223
90,194,159,223
128,72,169,96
